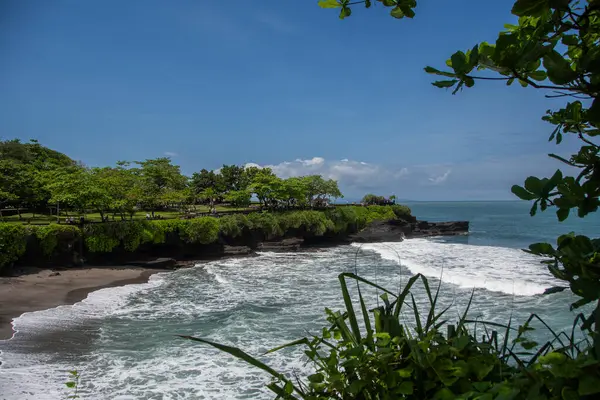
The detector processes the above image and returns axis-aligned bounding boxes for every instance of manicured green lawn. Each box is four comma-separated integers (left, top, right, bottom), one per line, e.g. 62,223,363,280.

0,205,256,225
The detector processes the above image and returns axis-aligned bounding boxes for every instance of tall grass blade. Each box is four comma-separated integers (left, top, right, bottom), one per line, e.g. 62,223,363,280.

410,293,423,337
265,338,311,355
458,288,475,328
357,284,373,339
393,274,423,318
339,274,362,342
340,272,397,298
501,315,512,359
427,304,452,333
528,341,552,366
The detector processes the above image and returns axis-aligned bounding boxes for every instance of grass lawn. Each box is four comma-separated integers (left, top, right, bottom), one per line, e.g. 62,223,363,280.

0,205,256,225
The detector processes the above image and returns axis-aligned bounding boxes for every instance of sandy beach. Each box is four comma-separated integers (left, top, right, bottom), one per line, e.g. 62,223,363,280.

0,267,164,341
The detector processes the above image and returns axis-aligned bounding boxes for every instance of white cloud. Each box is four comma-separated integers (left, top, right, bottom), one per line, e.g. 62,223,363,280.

251,157,411,198
243,162,263,169
164,151,178,157
246,153,571,200
295,157,325,166
428,169,451,185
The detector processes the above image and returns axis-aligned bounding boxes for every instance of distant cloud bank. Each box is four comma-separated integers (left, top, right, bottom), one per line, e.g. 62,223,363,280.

243,154,565,201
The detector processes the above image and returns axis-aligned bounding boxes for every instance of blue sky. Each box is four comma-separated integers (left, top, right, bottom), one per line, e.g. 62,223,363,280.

0,0,580,200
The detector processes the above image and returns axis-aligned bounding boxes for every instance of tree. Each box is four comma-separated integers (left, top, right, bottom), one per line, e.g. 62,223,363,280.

191,169,225,199
92,164,143,220
199,187,218,207
324,178,343,201
0,160,30,217
321,0,600,365
241,166,266,190
301,175,343,206
362,193,395,205
135,158,188,213
224,190,252,208
280,177,309,208
249,170,284,208
220,164,245,192
45,166,111,219
0,139,76,215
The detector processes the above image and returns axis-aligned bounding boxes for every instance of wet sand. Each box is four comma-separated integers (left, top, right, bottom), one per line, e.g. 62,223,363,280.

0,267,165,341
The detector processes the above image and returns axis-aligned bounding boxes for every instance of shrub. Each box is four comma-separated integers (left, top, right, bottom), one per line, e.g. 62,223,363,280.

0,223,28,273
246,212,284,238
361,194,396,206
33,224,80,256
0,206,409,266
219,214,249,238
179,217,220,244
391,204,412,219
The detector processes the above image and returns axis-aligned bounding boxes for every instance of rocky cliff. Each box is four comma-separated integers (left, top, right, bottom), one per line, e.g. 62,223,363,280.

7,217,470,274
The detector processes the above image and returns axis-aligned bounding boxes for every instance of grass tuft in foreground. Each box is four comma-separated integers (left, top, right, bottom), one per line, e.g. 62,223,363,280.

181,272,600,399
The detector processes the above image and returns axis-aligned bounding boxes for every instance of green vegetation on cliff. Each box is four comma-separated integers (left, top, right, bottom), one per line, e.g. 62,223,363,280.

0,205,411,274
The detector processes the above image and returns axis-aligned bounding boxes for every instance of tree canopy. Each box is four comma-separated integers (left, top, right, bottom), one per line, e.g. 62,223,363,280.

0,139,345,219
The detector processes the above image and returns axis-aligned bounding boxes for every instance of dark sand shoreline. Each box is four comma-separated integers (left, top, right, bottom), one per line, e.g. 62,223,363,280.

0,267,167,341
0,220,470,342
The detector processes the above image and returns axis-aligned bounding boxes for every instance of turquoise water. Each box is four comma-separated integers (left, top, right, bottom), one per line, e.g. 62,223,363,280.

0,201,597,399
407,200,600,249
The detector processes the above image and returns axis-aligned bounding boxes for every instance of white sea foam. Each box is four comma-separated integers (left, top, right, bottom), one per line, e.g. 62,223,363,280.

0,243,574,399
353,240,559,296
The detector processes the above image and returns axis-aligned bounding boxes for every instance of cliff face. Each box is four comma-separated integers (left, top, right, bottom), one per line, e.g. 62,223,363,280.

89,219,469,266
348,219,470,243
7,218,469,274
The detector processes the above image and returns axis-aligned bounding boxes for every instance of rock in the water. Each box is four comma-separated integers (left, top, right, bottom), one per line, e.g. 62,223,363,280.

223,245,254,256
126,258,177,269
349,219,469,242
543,286,568,295
49,272,61,277
259,238,303,252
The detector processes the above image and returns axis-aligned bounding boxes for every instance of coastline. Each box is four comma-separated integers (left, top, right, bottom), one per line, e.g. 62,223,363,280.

0,218,469,342
0,267,167,341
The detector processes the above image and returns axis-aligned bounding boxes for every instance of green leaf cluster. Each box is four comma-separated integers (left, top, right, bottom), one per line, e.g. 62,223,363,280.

0,224,28,274
183,272,600,399
33,224,80,256
0,206,407,269
318,0,417,20
329,0,600,363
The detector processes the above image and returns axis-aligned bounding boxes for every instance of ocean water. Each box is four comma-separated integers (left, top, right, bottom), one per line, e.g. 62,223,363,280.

0,201,598,399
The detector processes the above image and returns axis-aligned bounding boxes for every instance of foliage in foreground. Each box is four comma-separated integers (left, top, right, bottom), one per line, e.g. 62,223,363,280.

323,0,600,363
0,205,409,272
180,0,600,399
182,273,600,399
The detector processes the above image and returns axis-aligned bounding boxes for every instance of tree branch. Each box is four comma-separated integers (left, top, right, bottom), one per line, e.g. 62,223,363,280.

467,76,511,81
545,91,591,99
578,132,599,149
511,70,582,92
